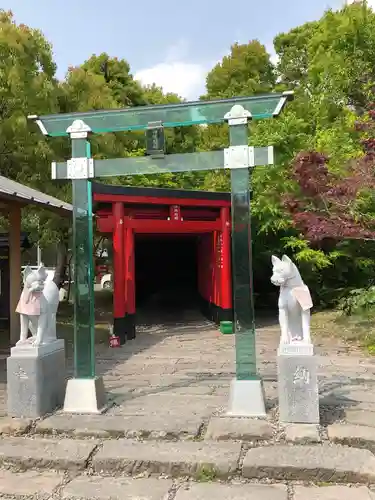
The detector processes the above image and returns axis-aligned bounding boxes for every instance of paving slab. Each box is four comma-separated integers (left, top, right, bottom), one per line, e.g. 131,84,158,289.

328,389,375,404
205,416,273,441
108,393,226,417
36,413,202,439
0,469,63,499
345,410,375,427
284,424,321,443
93,439,241,478
294,485,375,500
175,482,288,500
0,416,32,435
242,444,375,483
0,437,98,471
328,423,375,450
320,396,375,414
62,476,172,500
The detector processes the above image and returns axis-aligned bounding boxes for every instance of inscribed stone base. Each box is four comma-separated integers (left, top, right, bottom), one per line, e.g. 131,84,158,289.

63,377,107,414
7,339,65,418
277,344,319,424
227,379,266,417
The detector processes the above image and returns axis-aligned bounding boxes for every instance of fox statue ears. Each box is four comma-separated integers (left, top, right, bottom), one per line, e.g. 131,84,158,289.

271,254,293,266
37,264,47,280
22,264,47,281
22,266,32,280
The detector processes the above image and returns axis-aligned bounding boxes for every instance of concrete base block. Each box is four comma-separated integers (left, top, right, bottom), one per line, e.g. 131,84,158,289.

277,344,319,424
7,339,66,418
227,379,266,417
63,377,107,414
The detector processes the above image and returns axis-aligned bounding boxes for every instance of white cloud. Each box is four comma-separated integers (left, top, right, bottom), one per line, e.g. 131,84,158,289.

265,42,280,66
134,38,281,100
134,39,208,100
135,62,207,100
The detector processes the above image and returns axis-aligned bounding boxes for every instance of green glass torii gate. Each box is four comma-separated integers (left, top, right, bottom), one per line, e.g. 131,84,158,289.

30,91,293,415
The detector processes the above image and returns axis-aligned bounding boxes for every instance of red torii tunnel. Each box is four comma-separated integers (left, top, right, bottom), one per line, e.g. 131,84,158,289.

93,182,232,344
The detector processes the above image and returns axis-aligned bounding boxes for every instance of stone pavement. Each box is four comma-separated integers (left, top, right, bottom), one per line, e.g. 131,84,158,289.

2,469,375,500
2,311,375,497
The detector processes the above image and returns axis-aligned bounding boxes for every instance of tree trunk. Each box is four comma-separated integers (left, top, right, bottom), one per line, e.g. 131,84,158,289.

53,240,68,288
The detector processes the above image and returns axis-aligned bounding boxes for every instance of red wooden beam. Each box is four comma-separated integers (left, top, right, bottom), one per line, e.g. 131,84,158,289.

125,218,221,233
96,214,223,233
94,192,230,208
96,216,114,233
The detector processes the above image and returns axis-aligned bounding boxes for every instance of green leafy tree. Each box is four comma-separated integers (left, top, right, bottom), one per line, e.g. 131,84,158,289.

81,53,145,107
203,41,276,99
0,10,57,181
275,2,375,113
0,10,73,283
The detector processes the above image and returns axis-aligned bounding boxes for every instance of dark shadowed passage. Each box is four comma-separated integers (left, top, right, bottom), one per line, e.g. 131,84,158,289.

135,235,200,323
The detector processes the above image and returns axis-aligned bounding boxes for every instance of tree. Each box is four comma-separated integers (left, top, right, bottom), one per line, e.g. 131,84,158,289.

284,151,375,242
275,3,375,114
0,10,58,181
0,10,74,284
203,40,276,100
81,53,145,107
142,84,181,105
284,99,375,243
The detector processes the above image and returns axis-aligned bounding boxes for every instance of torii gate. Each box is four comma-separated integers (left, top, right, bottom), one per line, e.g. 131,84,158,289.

29,91,293,416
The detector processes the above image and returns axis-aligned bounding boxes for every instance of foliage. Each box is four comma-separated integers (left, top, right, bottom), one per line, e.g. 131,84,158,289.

0,10,70,254
202,40,276,99
284,150,375,242
339,286,375,317
275,2,375,113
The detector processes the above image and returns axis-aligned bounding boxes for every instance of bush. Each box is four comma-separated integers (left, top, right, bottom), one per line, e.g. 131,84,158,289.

339,286,375,316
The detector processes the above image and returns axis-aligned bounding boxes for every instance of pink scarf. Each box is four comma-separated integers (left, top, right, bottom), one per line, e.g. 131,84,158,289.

16,288,42,316
291,285,313,311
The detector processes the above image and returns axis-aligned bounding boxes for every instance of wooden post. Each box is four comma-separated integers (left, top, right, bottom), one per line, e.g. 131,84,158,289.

220,207,232,313
124,226,136,340
9,204,21,345
113,202,126,344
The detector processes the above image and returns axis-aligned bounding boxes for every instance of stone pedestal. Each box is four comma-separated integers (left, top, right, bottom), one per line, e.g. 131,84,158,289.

227,379,266,417
63,377,107,414
7,339,66,418
277,343,319,424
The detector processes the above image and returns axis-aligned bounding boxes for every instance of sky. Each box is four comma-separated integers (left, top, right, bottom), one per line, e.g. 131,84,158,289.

3,0,373,100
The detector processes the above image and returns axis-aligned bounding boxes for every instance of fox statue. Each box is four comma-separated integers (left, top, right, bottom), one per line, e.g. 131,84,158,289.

16,265,59,346
270,254,313,345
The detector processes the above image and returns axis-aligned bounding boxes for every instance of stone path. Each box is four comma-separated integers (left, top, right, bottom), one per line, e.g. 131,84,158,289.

2,311,375,497
2,469,375,500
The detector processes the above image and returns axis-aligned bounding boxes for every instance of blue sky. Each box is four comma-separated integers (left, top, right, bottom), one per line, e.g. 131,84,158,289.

4,0,363,99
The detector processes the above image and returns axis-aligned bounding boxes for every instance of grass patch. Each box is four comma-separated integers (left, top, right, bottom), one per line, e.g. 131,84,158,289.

56,290,113,349
195,465,217,482
311,309,375,354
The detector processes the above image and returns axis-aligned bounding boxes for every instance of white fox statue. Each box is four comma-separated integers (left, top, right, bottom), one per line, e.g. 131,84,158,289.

16,265,59,346
270,254,313,345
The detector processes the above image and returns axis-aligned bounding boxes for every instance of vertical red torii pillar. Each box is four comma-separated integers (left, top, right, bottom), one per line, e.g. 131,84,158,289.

124,220,136,340
220,207,232,319
113,202,126,344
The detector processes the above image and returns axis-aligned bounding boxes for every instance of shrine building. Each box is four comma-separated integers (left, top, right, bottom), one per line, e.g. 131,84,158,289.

93,182,232,344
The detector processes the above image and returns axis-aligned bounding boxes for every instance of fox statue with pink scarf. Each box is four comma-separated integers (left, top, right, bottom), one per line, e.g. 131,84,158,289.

15,265,60,347
271,254,319,424
271,254,313,345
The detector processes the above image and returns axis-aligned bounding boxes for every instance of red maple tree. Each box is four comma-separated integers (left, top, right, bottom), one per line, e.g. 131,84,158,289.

284,104,375,243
